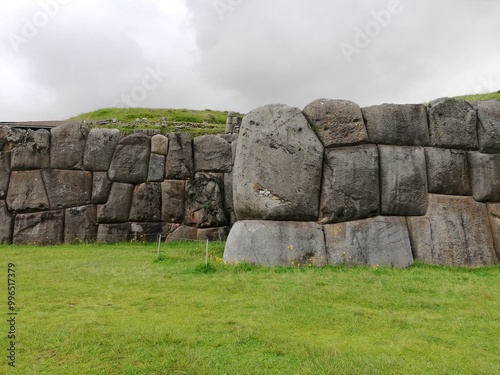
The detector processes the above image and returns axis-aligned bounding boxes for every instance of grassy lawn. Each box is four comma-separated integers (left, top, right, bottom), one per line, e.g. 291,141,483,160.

1,242,500,374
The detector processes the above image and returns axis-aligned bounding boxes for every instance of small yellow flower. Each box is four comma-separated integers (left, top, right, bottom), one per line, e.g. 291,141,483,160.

288,244,293,250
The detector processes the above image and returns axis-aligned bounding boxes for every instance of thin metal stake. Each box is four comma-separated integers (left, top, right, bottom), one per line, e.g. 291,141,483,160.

205,239,209,266
157,234,162,258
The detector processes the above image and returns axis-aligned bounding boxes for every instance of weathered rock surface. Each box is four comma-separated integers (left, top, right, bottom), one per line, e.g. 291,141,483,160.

379,145,428,216
224,172,234,213
150,134,169,155
197,227,230,242
487,204,500,262
50,122,89,169
165,133,193,179
407,195,497,267
92,172,112,204
97,223,131,243
64,205,98,243
0,201,13,244
425,148,471,196
6,170,49,213
427,97,478,149
362,103,429,146
10,129,50,170
97,183,134,223
41,170,92,209
108,133,151,183
161,180,186,223
184,174,228,228
477,100,500,153
302,99,369,148
129,183,162,222
233,104,324,221
0,126,8,150
166,225,198,242
467,152,500,202
224,221,327,266
130,222,168,242
148,153,165,182
319,144,379,223
194,135,232,173
0,152,10,199
83,128,121,171
324,216,414,268
13,210,65,245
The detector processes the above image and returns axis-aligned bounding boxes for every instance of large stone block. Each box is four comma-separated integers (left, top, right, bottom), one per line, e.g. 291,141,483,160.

477,100,500,153
319,144,379,224
41,170,92,209
302,99,368,148
324,216,414,268
0,201,13,244
427,97,478,149
194,135,232,173
467,152,500,202
379,145,428,216
97,183,134,223
0,126,8,150
129,183,162,222
151,134,169,155
197,227,230,242
13,210,65,245
147,153,165,182
108,133,151,183
487,204,500,262
166,225,198,242
97,223,131,243
83,128,121,171
6,170,49,213
425,148,471,196
50,122,89,169
233,104,324,221
64,205,98,243
0,152,10,199
362,103,429,146
130,222,167,242
224,221,327,267
165,133,193,179
184,174,228,228
161,180,186,223
224,172,234,212
10,129,50,170
92,172,112,204
407,195,497,267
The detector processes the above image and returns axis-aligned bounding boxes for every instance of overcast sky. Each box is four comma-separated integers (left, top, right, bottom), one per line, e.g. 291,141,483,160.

1,0,499,121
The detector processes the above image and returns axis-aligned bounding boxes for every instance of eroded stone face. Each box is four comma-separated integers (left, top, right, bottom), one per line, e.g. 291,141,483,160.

83,128,121,171
108,133,151,184
10,129,50,170
233,104,323,221
165,133,193,180
50,122,89,170
194,135,232,173
42,170,92,209
6,170,50,213
13,210,65,245
425,148,471,196
477,100,500,153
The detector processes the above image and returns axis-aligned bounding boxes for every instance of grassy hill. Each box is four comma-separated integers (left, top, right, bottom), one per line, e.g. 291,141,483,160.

456,91,500,102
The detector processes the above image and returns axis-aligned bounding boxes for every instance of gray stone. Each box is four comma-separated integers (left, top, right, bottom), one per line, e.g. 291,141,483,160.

151,134,169,155
324,216,414,268
427,97,478,149
233,104,324,221
97,183,134,223
319,144,379,224
13,210,65,245
165,133,193,179
197,227,230,242
224,221,327,267
10,129,50,170
194,135,232,173
487,204,500,262
129,183,162,222
302,99,368,147
92,172,112,204
362,103,429,146
6,170,49,213
4,128,26,150
41,170,92,209
83,128,121,171
224,172,234,212
379,145,428,216
50,122,89,169
0,152,10,199
231,141,238,164
161,180,186,223
184,174,228,228
407,195,497,267
147,153,165,182
0,201,13,244
0,126,7,150
477,100,500,153
97,223,131,243
166,225,198,242
108,133,151,183
467,152,500,202
425,148,471,196
130,222,166,242
64,205,98,243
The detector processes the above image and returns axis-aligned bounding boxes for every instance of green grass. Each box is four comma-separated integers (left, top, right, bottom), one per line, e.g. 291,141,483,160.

456,91,500,102
2,242,500,374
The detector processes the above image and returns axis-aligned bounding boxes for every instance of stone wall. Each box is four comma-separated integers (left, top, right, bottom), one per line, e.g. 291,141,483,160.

0,124,237,244
224,98,500,268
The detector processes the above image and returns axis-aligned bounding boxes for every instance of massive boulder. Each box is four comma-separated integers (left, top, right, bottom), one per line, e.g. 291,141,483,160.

379,145,428,216
50,122,89,169
97,183,134,223
41,170,92,209
477,100,500,153
407,195,497,267
487,204,500,261
92,172,112,204
467,152,500,202
302,99,368,147
6,170,50,213
129,182,162,222
0,152,10,199
10,129,50,170
13,210,65,245
427,97,478,149
233,104,324,221
161,180,186,223
64,205,98,243
224,221,327,267
193,135,232,173
97,223,131,243
319,144,379,224
324,216,414,268
165,133,193,180
83,128,121,171
425,148,471,196
362,103,429,146
0,201,13,244
108,133,151,183
151,134,169,155
148,153,165,182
